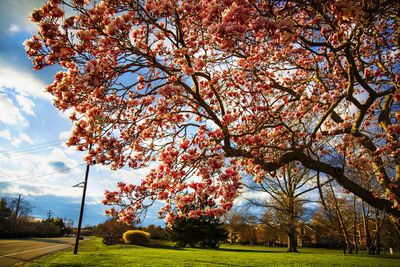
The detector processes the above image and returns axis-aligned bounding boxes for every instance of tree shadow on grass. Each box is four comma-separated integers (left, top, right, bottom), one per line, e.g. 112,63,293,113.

116,240,183,251
144,242,286,254
215,247,286,253
190,259,238,266
366,254,400,260
143,243,184,250
36,264,86,267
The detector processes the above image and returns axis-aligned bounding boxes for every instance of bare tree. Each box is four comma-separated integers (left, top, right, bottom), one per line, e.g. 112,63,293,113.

245,162,320,252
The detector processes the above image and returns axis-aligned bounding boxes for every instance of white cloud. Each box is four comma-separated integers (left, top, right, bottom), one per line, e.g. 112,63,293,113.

235,189,268,206
0,146,83,197
59,128,82,155
0,129,11,140
0,181,84,198
59,129,72,140
0,0,46,34
0,63,50,101
57,108,75,121
0,93,27,126
16,94,35,116
0,138,155,204
11,133,34,146
110,162,158,185
8,24,20,33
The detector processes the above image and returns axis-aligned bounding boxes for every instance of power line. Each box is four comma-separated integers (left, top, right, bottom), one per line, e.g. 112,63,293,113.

95,165,108,190
1,147,78,164
1,147,64,162
1,145,63,157
0,139,67,156
0,163,86,184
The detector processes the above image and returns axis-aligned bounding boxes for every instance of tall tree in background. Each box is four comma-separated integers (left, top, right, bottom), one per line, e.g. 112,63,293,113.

327,183,354,253
311,192,348,249
257,209,285,246
246,163,317,251
6,196,33,237
26,0,400,225
0,198,12,237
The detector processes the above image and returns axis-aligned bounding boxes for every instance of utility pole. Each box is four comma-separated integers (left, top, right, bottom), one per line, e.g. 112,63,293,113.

73,162,92,254
13,194,21,238
47,210,53,219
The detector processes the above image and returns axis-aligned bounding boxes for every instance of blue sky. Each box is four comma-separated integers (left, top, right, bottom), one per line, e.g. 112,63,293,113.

0,0,163,227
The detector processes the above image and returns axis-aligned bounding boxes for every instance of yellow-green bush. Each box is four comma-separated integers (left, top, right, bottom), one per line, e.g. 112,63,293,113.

122,230,151,245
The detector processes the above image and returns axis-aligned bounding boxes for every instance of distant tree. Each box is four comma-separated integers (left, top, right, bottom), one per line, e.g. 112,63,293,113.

258,209,285,246
63,219,74,236
224,211,247,244
311,188,354,250
326,182,354,254
224,210,259,245
94,217,134,245
380,216,400,253
256,222,280,247
0,198,12,237
6,196,33,219
43,217,67,237
145,225,165,240
236,224,257,245
41,221,62,237
246,163,317,252
224,211,248,232
4,196,33,237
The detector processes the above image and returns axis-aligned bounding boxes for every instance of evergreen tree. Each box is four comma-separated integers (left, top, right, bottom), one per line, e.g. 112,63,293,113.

166,195,227,248
0,198,12,237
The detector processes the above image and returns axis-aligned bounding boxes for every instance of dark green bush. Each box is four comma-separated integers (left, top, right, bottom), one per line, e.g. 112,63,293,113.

165,195,227,248
166,216,227,248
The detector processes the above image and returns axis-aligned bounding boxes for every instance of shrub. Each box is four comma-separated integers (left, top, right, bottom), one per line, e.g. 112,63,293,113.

123,230,151,245
94,217,134,245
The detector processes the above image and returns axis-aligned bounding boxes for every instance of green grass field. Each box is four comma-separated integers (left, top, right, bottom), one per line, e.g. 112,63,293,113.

25,238,400,266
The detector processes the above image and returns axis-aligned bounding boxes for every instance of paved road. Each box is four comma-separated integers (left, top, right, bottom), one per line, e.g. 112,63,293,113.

0,237,79,267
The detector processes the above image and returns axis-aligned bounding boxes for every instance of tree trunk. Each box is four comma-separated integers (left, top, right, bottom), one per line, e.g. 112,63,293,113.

287,229,297,252
330,183,352,253
373,209,381,255
352,195,359,254
287,198,298,252
336,207,352,254
362,200,375,254
13,194,21,238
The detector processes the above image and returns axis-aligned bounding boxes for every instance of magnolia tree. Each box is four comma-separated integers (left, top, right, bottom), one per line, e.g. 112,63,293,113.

26,0,400,225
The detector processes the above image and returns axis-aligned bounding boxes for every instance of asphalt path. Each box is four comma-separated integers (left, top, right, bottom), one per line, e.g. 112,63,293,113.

0,237,80,266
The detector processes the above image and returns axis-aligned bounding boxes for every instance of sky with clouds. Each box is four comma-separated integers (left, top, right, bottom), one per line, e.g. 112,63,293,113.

0,0,164,227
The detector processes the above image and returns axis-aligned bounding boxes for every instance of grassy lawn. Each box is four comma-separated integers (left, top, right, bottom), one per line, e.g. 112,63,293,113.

24,238,400,267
